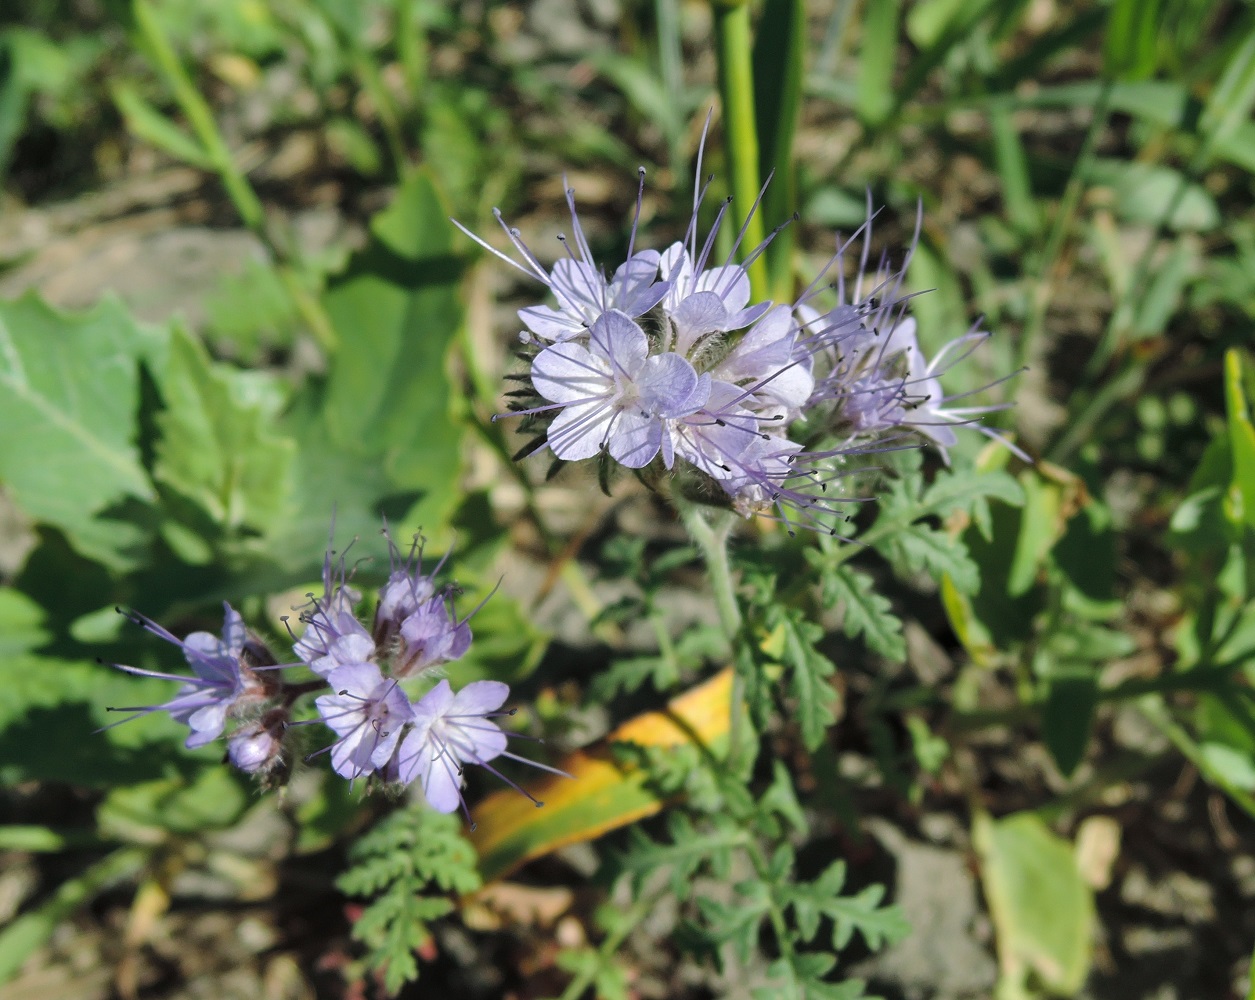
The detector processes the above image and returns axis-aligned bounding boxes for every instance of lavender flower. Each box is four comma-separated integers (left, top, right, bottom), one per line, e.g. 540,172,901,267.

371,527,476,678
103,604,272,749
530,308,710,467
227,709,288,775
313,662,414,780
290,539,374,675
102,518,556,821
391,680,568,822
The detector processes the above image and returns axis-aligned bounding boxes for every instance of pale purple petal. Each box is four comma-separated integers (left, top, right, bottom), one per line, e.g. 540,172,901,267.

588,309,649,377
412,679,455,725
550,258,607,318
519,304,583,342
694,264,750,312
548,401,614,461
637,354,705,417
451,680,510,716
532,342,611,404
607,410,662,467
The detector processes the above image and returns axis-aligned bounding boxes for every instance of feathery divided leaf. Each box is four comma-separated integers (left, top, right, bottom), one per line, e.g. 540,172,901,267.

337,806,481,994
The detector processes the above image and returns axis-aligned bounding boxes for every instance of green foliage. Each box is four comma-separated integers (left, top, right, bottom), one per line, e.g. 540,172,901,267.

813,563,906,661
0,295,161,571
974,812,1094,997
337,805,481,995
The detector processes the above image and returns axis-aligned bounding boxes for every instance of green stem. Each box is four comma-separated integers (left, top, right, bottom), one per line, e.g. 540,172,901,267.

675,497,747,757
713,0,769,301
133,0,338,352
677,502,743,636
134,0,264,232
556,898,652,1000
743,838,802,998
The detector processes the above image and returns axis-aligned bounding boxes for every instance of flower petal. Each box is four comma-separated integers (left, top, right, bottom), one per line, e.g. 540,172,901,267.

531,342,610,404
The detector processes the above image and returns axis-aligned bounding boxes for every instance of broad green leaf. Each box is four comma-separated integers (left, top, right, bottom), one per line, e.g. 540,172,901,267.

1198,742,1255,791
752,0,805,299
1198,27,1255,153
97,767,251,839
470,668,735,883
152,325,296,560
0,588,200,787
1084,159,1220,232
1042,668,1099,777
974,811,1094,996
1007,465,1081,597
0,294,162,570
856,0,900,127
307,167,465,546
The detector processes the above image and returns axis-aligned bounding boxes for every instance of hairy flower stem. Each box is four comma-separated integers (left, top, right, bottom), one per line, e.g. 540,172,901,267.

676,498,747,757
713,0,769,302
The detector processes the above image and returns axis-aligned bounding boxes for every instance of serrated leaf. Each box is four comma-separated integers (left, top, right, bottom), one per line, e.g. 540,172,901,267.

151,325,296,556
776,610,838,751
613,812,745,899
884,523,980,594
338,806,480,993
0,294,162,570
824,885,910,950
818,563,906,661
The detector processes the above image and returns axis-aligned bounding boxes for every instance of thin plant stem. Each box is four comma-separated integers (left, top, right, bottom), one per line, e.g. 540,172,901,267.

713,0,769,301
132,0,338,351
675,497,747,757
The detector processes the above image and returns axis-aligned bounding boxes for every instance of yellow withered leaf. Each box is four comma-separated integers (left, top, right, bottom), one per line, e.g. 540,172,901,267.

470,668,734,884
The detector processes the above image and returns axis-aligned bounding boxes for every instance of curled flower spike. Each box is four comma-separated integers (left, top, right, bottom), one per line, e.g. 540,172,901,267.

101,603,275,750
474,121,1022,533
389,680,571,827
289,533,374,675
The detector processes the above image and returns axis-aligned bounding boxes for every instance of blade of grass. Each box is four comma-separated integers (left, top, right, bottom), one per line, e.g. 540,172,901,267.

752,0,806,301
713,0,769,301
0,847,147,984
855,0,899,127
130,0,337,351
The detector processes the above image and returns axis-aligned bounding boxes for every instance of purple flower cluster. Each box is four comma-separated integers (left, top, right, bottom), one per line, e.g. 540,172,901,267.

458,131,1020,533
104,528,559,821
